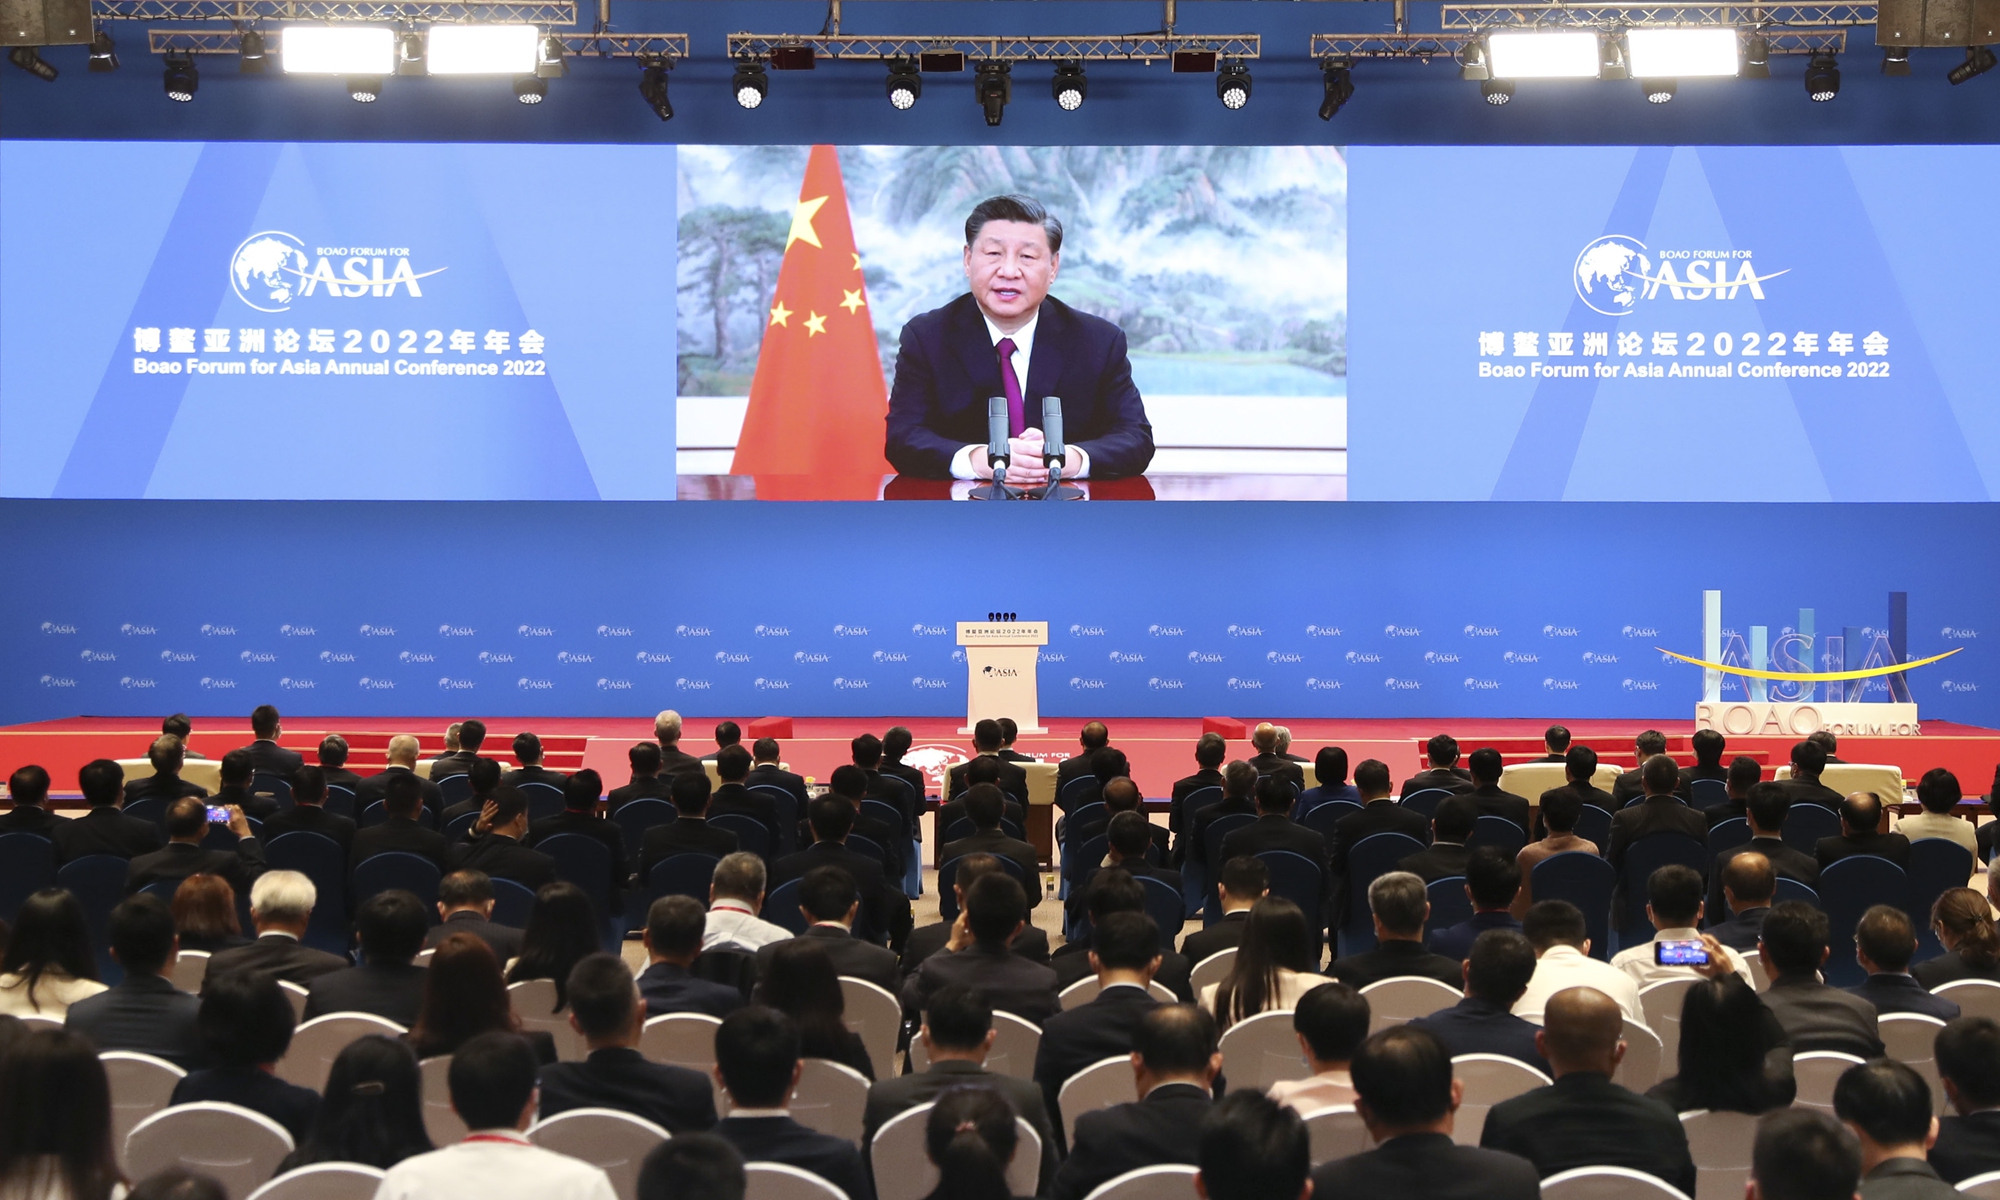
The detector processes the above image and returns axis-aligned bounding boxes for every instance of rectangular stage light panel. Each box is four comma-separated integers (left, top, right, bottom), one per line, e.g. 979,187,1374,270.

425,23,538,74
1488,30,1603,77
280,25,395,74
1627,27,1741,77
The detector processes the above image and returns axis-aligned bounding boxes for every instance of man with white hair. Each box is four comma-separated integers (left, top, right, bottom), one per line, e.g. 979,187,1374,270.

1247,722,1305,787
704,852,792,951
1274,726,1307,764
654,710,704,776
200,869,347,989
358,733,445,812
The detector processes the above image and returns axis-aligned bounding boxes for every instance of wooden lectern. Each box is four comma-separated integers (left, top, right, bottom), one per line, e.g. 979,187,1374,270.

957,621,1047,734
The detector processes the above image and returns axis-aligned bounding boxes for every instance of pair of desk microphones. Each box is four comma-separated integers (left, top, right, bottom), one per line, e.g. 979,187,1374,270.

971,395,1084,500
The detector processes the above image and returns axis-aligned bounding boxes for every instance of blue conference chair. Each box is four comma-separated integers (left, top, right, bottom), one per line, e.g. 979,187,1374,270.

764,879,808,935
1401,788,1454,818
1708,818,1754,855
491,877,537,928
846,833,888,873
360,801,435,830
1426,876,1473,932
1820,855,1908,986
1773,877,1821,908
1066,835,1112,897
0,834,56,923
123,796,168,827
647,854,720,908
251,774,294,811
710,813,771,859
1907,837,1975,962
1573,805,1614,851
1063,804,1108,846
139,879,181,906
1533,851,1617,961
613,799,676,851
1176,786,1224,834
539,833,619,948
1303,802,1362,844
1689,779,1730,810
936,855,1029,920
518,782,566,823
1619,834,1709,951
747,786,797,853
57,854,130,984
1141,875,1186,939
435,774,474,810
1467,815,1527,859
1340,832,1426,955
323,785,357,820
1780,804,1842,854
265,831,349,953
862,796,908,838
1203,813,1257,874
1059,776,1100,812
443,810,480,843
1255,849,1324,937
352,852,442,913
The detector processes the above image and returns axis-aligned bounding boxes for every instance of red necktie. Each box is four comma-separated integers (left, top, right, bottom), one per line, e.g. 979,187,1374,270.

996,337,1026,438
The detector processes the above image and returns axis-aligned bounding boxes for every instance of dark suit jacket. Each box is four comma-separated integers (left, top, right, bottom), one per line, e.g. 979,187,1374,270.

202,933,349,990
172,1065,319,1143
657,745,705,776
1536,781,1614,837
1611,767,1648,807
901,943,1060,1026
214,783,279,822
606,775,671,811
1180,910,1248,966
125,838,265,895
540,1046,718,1133
1480,1072,1697,1195
1397,841,1470,884
1706,906,1772,952
1707,837,1820,922
260,805,357,857
351,817,449,872
746,763,811,816
1187,795,1256,870
1034,983,1159,1144
245,739,305,779
54,806,166,862
502,765,570,791
424,750,481,780
1461,783,1534,835
1169,768,1225,837
123,773,207,805
0,805,69,836
1427,910,1524,962
1607,797,1710,873
446,834,557,890
1761,975,1884,1057
1050,943,1192,1003
760,926,902,997
887,293,1154,479
1329,939,1464,989
1247,753,1306,788
1331,801,1432,920
1055,748,1106,795
321,766,367,796
1398,767,1473,801
63,974,204,1069
862,1059,1058,1193
1314,1132,1541,1199
710,784,785,857
302,961,427,1026
355,766,443,813
898,920,1050,978
1856,1157,1961,1199
1679,763,1731,796
1850,973,1960,1021
713,1114,874,1200
939,830,1043,906
637,816,739,886
638,960,745,1018
1219,815,1330,902
1066,859,1184,930
1410,995,1550,1074
770,843,913,949
1932,1110,2000,1185
1913,949,2000,990
1051,1083,1209,1200
1778,777,1847,811
422,909,524,959
529,810,627,902
938,796,1028,839
1816,831,1912,869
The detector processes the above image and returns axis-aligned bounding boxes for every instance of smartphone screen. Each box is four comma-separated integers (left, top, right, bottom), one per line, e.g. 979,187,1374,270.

205,805,230,824
1654,938,1710,966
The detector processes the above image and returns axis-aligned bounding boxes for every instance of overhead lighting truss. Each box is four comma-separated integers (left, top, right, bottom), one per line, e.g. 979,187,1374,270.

147,26,686,58
723,31,1260,66
98,0,573,22
1438,2,1873,29
1309,25,1844,60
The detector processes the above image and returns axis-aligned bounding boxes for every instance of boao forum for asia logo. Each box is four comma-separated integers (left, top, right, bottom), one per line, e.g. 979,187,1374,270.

229,232,445,313
1573,236,1786,317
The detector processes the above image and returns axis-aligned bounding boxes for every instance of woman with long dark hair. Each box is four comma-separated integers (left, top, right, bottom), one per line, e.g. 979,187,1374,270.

1915,887,2000,987
920,1086,1022,1200
276,1035,433,1174
1648,972,1795,1114
504,882,599,1009
169,875,249,953
1308,747,1356,808
1202,898,1318,1029
0,1027,124,1200
0,890,104,1017
754,940,874,1080
408,933,555,1064
172,970,320,1142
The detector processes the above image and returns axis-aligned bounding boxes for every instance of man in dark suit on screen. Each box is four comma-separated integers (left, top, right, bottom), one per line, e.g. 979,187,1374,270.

886,195,1153,482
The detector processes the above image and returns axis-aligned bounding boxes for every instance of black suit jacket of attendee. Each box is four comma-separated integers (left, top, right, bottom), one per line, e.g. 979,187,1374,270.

863,1058,1059,1193
901,942,1061,1026
302,962,428,1026
1816,830,1912,869
947,756,1031,804
1705,906,1772,953
1707,836,1820,921
1034,983,1159,1144
1066,859,1184,931
1777,777,1846,811
215,783,280,822
125,838,265,896
1978,817,1996,864
1055,749,1107,798
1679,763,1731,796
899,920,1051,979
502,764,570,791
939,830,1043,907
1850,973,1962,1021
746,761,811,812
259,805,357,857
202,932,349,991
1180,910,1249,967
637,818,739,888
63,974,205,1069
245,739,305,779
529,810,627,903
1068,811,1171,865
1397,766,1474,801
1187,795,1256,870
1428,911,1525,962
1050,941,1193,1003
421,908,525,958
446,833,557,891
1397,841,1470,884
1315,1133,1542,1199
539,1046,718,1133
606,775,671,812
657,745,705,777
713,1114,875,1200
1169,768,1225,836
709,783,784,857
1219,815,1331,896
1535,781,1614,838
1760,975,1884,1058
1914,948,2000,989
760,925,902,997
937,795,1028,840
1480,1071,1697,1195
171,1064,319,1143
1611,767,1649,807
123,773,208,806
1330,801,1433,923
770,843,913,949
1932,1110,2000,1185
1607,796,1710,872
1329,938,1465,989
1051,1082,1209,1200
1247,753,1307,789
636,960,744,1019
54,806,166,862
886,293,1155,479
0,805,69,836
1855,1157,1963,1199
843,807,907,881
879,760,929,807
351,817,449,873
1702,797,1750,828
1409,996,1551,1074
321,766,367,795
425,750,481,779
355,766,444,814
1461,783,1534,836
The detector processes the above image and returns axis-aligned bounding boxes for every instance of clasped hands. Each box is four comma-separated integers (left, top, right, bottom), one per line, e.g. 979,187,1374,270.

972,428,1079,487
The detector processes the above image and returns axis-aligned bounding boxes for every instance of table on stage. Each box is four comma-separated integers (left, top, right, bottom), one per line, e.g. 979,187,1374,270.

676,474,1348,500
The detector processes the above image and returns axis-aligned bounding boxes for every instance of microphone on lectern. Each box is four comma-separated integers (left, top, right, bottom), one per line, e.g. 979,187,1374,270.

1041,396,1065,473
986,395,1011,479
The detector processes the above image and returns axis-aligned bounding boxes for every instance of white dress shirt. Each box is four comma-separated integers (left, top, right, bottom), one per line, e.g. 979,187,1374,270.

948,308,1091,480
703,899,793,951
1512,944,1644,1025
1610,927,1753,991
1268,1069,1357,1115
374,1130,617,1200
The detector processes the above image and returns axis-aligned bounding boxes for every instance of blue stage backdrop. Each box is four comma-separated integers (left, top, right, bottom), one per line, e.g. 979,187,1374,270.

2,499,1994,726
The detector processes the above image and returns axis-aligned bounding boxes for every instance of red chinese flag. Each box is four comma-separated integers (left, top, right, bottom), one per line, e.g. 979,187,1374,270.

730,145,891,498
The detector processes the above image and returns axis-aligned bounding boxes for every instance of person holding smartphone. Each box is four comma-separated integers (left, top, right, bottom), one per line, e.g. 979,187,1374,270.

1646,933,1797,1116
124,794,265,896
1611,863,1753,990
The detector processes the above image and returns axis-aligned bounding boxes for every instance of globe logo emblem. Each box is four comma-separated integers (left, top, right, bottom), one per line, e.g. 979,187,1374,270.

1573,235,1651,316
230,231,309,312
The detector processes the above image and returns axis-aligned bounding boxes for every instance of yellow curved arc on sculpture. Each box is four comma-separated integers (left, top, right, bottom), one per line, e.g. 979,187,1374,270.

1654,646,1961,682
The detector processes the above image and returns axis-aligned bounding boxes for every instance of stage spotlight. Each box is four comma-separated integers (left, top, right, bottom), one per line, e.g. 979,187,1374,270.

1458,40,1490,79
163,52,198,100
88,29,119,72
1881,46,1911,74
8,47,57,80
1948,43,1996,83
536,33,566,78
885,58,921,108
1482,76,1514,104
347,75,381,101
975,60,1011,125
1804,51,1839,100
1216,58,1251,108
732,59,768,108
1051,61,1086,110
514,74,545,102
1742,33,1770,78
638,59,673,119
240,27,269,73
1319,60,1353,119
394,29,423,75
1642,77,1676,102
1599,34,1628,80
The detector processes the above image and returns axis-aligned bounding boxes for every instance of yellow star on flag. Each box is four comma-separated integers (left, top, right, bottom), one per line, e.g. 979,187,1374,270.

851,252,862,271
839,289,865,315
768,300,792,327
787,196,829,250
804,311,828,337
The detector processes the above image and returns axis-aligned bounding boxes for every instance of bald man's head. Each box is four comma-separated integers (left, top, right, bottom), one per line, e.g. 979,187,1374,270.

387,734,421,766
1251,722,1278,752
1080,721,1109,750
1538,987,1625,1076
1841,791,1883,834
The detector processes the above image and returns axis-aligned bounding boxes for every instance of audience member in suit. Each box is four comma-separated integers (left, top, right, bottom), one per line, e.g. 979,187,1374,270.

440,755,507,824
447,789,558,891
423,869,527,958
1900,768,1980,856
1035,911,1166,1144
426,717,490,781
375,1030,592,1199
1533,743,1615,839
699,721,742,762
1427,845,1525,961
1833,1058,1964,1200
899,853,1051,978
208,746,282,821
1054,721,1113,807
637,770,741,889
1915,887,2000,989
1457,747,1534,836
1612,863,1755,990
1678,728,1733,799
710,1006,874,1200
0,764,70,837
821,765,907,883
303,889,430,1025
606,741,673,812
1514,899,1641,1023
1534,725,1571,763
713,745,786,858
1302,745,1361,810
259,765,358,857
759,865,902,996
1932,1016,2000,1184
1267,980,1368,1114
123,735,210,806
1706,850,1781,954
1197,1095,1315,1200
1066,811,1183,928
653,709,707,778
1219,774,1331,911
313,734,367,798
125,795,266,896
1181,855,1266,967
1609,730,1672,806
748,736,813,822
1707,783,1822,925
1053,869,1194,1000
201,869,349,990
501,731,570,795
938,754,1028,836
1809,729,1849,765
1608,753,1710,879
769,797,913,951
1411,929,1551,1074
1817,790,1913,869
705,851,806,953
1396,734,1476,803
1245,722,1306,789
171,968,320,1142
1188,760,1260,875
1778,739,1848,811
1328,758,1430,923
902,871,1060,1026
1169,732,1229,851
159,712,209,758
1697,754,1761,828
541,951,718,1132
947,720,1032,803
1479,985,1698,1195
637,895,745,1019
241,704,306,781
55,758,166,863
755,936,877,1081
1850,905,1961,1020
987,717,1028,762
527,769,625,907
63,893,204,1069
863,984,1060,1192
1648,961,1798,1117
938,784,1043,906
1329,870,1465,989
1513,783,1600,919
1748,1110,1865,1200
1068,771,1170,863
1051,1003,1219,1200
354,735,446,817
1310,1024,1542,1200
1395,795,1476,884
879,726,931,812
850,733,917,843
1759,900,1885,1057
352,770,450,872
